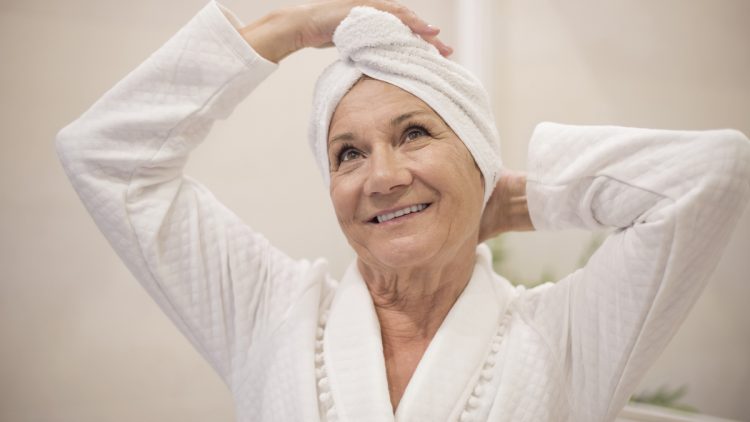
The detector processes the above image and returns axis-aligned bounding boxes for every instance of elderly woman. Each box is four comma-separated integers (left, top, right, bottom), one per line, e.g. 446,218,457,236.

56,1,750,421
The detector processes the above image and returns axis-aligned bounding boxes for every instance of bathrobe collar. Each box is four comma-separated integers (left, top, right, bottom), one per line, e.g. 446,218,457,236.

323,244,513,421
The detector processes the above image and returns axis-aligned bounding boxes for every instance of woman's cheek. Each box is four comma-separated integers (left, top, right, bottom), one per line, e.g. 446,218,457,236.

330,175,362,219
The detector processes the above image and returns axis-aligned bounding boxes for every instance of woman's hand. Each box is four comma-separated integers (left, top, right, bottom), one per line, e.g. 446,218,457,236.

239,0,452,63
479,169,534,243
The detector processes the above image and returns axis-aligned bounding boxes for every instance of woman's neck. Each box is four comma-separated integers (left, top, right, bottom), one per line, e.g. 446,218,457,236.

358,241,477,340
356,242,477,410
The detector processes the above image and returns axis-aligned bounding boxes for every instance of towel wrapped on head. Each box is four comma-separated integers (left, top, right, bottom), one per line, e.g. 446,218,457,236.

309,6,502,206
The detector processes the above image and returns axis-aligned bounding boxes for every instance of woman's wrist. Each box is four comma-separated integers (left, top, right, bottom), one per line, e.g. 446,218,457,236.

479,170,533,242
500,171,533,233
239,8,301,64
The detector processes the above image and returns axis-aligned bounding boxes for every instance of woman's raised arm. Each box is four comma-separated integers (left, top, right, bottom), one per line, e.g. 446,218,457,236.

55,0,447,392
55,2,300,389
520,123,750,420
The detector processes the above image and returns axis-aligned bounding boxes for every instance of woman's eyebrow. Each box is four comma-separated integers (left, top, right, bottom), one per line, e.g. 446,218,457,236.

390,110,430,127
329,132,355,146
328,110,432,145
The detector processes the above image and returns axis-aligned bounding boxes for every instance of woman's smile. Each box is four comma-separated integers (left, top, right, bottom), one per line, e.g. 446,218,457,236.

368,203,431,224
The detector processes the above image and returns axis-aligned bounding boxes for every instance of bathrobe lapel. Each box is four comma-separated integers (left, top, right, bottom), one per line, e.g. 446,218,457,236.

396,245,508,421
325,245,510,421
325,263,395,421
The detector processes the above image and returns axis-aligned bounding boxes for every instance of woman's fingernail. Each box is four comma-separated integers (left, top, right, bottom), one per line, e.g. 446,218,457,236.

425,24,440,33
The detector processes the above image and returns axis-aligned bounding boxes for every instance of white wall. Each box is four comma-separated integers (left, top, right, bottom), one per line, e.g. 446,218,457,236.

0,0,747,420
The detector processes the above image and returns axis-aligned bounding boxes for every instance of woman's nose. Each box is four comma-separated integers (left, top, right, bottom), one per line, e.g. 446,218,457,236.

363,147,412,196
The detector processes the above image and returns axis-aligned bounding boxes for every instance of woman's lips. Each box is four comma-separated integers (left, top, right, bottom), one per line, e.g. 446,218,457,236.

369,203,431,224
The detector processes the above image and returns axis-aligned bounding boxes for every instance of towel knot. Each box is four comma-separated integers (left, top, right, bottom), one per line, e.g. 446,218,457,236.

333,7,439,62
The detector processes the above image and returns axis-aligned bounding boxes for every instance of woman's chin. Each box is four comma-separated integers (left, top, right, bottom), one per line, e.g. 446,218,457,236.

362,238,441,271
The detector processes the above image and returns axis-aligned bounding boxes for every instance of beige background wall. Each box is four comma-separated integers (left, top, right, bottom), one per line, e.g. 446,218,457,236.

0,0,747,421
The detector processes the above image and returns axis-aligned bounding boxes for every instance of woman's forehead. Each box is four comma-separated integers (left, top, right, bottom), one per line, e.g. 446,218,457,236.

328,78,441,138
340,78,428,111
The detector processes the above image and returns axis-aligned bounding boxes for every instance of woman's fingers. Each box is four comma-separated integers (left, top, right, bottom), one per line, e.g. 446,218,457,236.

418,24,441,36
386,4,437,34
274,0,452,60
377,2,452,56
423,35,453,57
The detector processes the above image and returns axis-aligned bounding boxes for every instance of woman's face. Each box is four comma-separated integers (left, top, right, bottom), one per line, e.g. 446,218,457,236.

327,78,484,271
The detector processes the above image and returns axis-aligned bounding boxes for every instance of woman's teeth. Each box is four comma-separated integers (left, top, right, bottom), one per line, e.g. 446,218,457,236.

376,204,428,224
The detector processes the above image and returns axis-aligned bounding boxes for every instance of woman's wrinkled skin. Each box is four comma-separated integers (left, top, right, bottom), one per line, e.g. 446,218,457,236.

327,77,485,408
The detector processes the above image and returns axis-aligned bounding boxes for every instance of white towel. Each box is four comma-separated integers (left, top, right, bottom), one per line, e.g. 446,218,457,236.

308,6,502,205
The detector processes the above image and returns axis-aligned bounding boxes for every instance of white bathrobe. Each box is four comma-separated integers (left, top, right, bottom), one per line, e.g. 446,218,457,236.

56,2,750,421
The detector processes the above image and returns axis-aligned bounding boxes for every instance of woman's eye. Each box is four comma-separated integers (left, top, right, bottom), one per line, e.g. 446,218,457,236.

405,126,429,141
338,148,361,163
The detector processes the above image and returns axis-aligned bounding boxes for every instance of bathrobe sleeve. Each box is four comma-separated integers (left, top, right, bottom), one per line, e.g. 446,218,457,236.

55,2,311,389
522,122,750,420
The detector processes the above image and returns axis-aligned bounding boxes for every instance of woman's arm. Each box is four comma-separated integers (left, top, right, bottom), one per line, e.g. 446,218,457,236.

56,0,447,390
519,123,750,420
55,2,295,389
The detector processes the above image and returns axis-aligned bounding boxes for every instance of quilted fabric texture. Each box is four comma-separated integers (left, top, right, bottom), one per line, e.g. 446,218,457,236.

56,2,750,421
